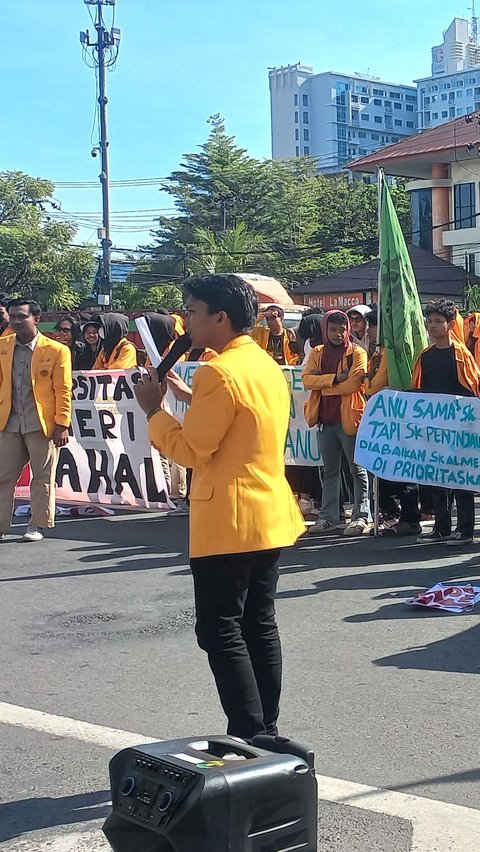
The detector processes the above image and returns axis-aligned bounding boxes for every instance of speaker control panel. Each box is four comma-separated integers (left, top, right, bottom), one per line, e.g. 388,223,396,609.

116,753,196,827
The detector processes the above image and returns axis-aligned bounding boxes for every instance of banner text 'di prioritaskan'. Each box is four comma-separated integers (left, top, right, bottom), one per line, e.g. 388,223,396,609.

355,388,480,490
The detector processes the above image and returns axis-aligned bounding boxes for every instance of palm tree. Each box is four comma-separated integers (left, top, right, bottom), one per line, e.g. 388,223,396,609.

190,222,269,274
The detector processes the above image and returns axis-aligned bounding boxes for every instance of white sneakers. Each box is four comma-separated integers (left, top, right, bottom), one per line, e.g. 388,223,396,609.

22,526,44,542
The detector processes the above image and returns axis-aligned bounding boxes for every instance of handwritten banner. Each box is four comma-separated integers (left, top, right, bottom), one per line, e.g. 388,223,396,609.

355,388,480,491
167,363,321,466
16,369,171,509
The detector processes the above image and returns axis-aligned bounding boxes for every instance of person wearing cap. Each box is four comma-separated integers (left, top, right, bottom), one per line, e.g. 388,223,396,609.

251,305,298,366
346,304,371,353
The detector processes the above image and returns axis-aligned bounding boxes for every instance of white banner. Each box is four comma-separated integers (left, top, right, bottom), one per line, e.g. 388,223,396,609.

16,369,170,509
355,388,480,491
168,363,320,466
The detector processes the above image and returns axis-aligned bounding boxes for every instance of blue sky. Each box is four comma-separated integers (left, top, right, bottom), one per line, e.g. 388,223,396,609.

1,0,470,250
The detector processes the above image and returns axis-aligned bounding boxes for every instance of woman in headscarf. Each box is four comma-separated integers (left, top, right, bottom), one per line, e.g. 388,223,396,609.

297,310,324,363
302,310,371,537
81,320,103,370
55,316,91,370
93,313,137,370
144,312,176,359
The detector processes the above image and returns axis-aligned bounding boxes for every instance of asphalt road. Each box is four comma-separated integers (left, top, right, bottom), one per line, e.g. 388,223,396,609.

2,509,480,850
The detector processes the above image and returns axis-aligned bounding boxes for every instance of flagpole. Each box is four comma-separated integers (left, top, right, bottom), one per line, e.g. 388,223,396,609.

373,167,383,538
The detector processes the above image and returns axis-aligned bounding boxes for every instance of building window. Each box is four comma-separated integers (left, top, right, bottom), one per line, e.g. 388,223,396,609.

373,98,382,106
303,111,309,123
445,83,450,89
373,88,384,96
337,106,347,123
358,130,367,138
457,90,463,98
394,102,402,109
294,93,298,106
338,126,346,139
352,109,359,122
295,129,299,140
360,96,369,103
304,146,310,155
295,146,299,156
457,107,465,115
449,107,455,118
475,87,480,97
303,128,309,140
405,94,417,102
384,100,392,108
467,88,473,96
411,188,432,251
302,94,308,106
359,148,367,155
389,91,401,98
424,97,430,105
406,104,414,111
457,80,464,86
394,119,402,126
441,94,447,101
371,132,379,140
432,112,438,119
294,111,298,123
441,110,448,117
454,182,476,229
361,113,370,121
351,95,358,102
374,115,382,123
391,137,400,142
406,121,414,127
468,253,476,274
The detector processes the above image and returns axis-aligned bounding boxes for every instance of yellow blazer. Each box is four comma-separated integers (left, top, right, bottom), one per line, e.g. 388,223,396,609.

0,332,72,437
148,334,306,558
93,339,137,370
251,326,299,365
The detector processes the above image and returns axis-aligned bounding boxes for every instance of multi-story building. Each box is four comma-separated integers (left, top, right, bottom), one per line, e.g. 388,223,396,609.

269,64,418,173
416,17,480,131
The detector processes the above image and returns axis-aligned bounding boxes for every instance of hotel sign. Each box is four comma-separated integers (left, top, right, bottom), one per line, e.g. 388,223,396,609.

303,293,363,310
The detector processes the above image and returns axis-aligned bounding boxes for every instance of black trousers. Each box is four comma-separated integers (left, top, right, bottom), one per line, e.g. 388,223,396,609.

378,479,421,524
432,488,475,537
190,548,282,740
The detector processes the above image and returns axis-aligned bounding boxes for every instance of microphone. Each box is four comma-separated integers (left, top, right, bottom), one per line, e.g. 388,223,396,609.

156,334,191,381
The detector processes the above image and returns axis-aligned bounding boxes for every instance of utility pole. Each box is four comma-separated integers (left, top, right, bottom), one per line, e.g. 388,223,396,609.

80,1,121,308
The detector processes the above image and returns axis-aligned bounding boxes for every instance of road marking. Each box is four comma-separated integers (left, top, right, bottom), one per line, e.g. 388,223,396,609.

2,701,480,851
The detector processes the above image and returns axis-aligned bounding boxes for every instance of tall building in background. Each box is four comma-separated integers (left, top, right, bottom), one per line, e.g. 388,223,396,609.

416,17,480,130
269,65,417,173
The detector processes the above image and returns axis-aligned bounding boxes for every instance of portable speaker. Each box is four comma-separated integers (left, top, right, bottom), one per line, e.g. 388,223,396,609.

103,734,318,851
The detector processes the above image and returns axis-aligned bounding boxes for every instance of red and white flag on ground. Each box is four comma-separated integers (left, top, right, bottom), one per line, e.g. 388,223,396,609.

405,583,480,613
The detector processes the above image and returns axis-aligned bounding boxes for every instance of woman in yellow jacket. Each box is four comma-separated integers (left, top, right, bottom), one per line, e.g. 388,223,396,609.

302,309,371,537
93,313,137,370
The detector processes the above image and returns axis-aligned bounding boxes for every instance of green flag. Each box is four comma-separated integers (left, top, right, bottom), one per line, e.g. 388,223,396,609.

378,169,428,389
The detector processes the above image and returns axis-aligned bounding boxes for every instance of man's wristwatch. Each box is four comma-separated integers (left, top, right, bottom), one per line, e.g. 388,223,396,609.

146,407,162,422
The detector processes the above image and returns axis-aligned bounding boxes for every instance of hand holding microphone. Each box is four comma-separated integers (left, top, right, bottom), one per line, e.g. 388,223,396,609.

134,334,192,415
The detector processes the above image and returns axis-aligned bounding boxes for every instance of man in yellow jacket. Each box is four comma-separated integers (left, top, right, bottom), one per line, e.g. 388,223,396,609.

134,274,305,740
0,298,72,542
251,304,299,365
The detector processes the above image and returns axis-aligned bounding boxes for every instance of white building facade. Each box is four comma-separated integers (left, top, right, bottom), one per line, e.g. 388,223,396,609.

269,64,418,173
416,18,480,131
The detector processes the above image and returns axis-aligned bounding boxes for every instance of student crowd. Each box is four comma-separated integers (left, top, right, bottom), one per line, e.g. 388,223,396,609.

1,291,480,547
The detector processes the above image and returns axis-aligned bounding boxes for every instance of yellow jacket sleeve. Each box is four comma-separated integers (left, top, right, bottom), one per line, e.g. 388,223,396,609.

366,353,388,395
302,347,336,390
148,365,236,468
52,342,73,427
110,340,137,370
322,346,367,397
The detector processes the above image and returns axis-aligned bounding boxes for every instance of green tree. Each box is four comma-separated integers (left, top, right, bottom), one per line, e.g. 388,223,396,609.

139,119,412,287
113,282,183,311
0,171,95,309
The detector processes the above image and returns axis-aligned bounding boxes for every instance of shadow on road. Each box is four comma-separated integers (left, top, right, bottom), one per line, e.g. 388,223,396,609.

0,789,111,842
